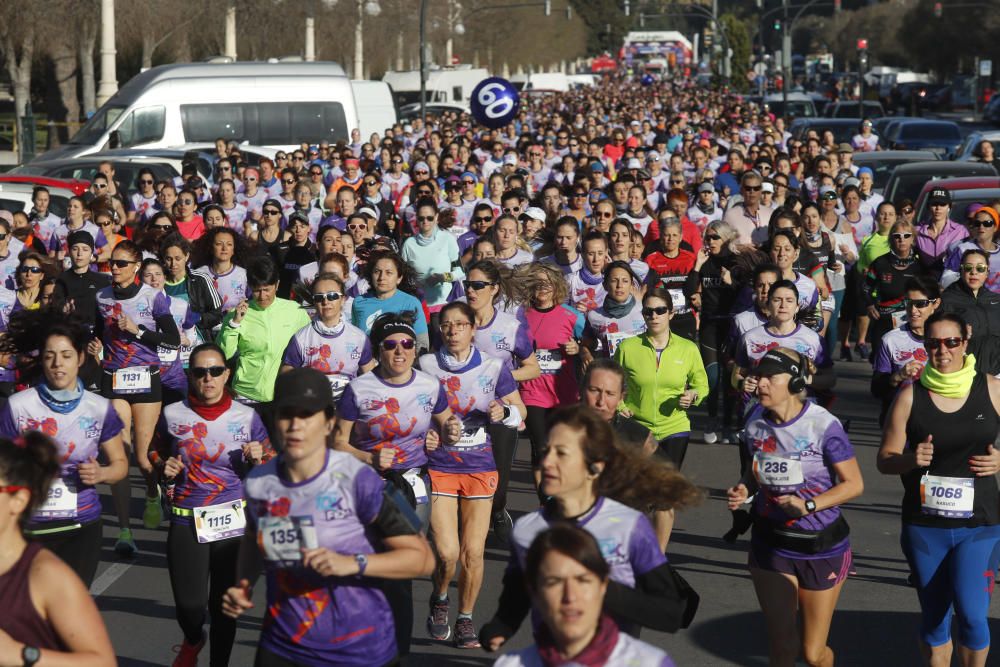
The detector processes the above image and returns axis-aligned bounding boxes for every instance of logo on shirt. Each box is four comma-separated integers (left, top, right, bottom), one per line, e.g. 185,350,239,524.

490,333,511,352
77,415,100,439
478,374,496,394
315,490,351,520
415,392,433,413
227,422,249,442
597,538,628,566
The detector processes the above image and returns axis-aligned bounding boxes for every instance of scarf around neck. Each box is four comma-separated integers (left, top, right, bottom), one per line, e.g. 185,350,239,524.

415,226,440,247
604,294,636,319
920,353,976,398
37,379,84,415
313,319,345,336
439,346,480,372
534,613,619,667
579,266,604,286
188,389,234,421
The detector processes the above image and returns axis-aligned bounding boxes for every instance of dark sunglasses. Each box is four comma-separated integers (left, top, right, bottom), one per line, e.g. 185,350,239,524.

312,291,342,304
925,337,964,350
890,233,912,241
95,221,113,228
417,215,436,222
463,280,495,291
381,338,415,351
348,223,367,231
365,180,379,187
179,199,195,205
190,366,227,379
282,179,296,184
905,298,936,308
108,259,137,268
17,265,42,273
743,185,762,192
310,171,323,176
970,219,995,228
139,179,154,185
961,263,988,274
821,193,838,200
263,209,281,216
473,216,493,223
152,224,174,232
705,234,722,241
642,306,670,318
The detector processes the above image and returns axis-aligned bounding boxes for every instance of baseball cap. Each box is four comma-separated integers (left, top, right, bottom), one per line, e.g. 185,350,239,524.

503,154,518,166
403,124,414,133
761,182,774,194
520,207,546,223
753,349,803,378
273,368,334,413
357,206,379,219
68,230,95,249
646,150,661,162
288,210,311,227
590,162,605,173
697,182,715,194
819,185,838,199
928,188,952,205
836,143,854,154
626,158,643,170
843,177,861,188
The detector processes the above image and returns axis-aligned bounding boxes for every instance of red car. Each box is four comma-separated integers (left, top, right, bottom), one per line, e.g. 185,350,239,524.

0,176,90,218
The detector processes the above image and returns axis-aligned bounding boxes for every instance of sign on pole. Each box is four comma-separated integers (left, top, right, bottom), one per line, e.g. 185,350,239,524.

981,59,993,77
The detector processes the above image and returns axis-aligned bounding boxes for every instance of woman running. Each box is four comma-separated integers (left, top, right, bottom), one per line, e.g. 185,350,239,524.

878,311,1000,667
191,227,250,317
93,240,180,553
419,301,525,649
160,233,223,342
581,261,647,363
862,220,927,356
0,432,117,666
481,405,701,651
155,343,273,667
0,314,127,585
221,368,434,667
728,347,863,667
493,524,676,667
351,249,430,350
644,217,697,341
142,258,201,406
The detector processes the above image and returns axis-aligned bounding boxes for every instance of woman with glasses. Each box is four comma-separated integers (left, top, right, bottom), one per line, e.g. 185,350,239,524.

851,118,879,152
941,206,1000,289
48,197,102,268
419,301,526,649
400,199,463,328
92,240,180,553
0,432,117,666
14,252,54,312
687,220,740,444
236,167,266,222
248,197,290,253
872,276,939,424
128,167,159,225
940,248,1000,372
879,311,1000,667
862,220,927,355
174,189,205,241
153,343,273,667
281,272,375,403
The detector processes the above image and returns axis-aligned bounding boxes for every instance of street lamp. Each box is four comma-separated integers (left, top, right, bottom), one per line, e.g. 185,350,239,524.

454,22,466,36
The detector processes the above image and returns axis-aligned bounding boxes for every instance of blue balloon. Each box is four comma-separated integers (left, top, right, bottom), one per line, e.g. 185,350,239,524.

641,73,655,87
470,77,520,129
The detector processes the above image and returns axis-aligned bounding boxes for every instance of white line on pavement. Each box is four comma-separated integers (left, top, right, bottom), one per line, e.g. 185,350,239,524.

89,562,133,598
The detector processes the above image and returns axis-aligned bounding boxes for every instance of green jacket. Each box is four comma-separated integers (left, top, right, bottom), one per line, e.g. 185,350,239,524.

614,333,709,440
858,232,890,274
217,298,311,402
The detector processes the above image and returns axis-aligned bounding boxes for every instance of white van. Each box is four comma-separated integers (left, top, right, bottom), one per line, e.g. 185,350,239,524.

35,61,360,161
525,72,570,92
382,67,489,107
351,80,398,138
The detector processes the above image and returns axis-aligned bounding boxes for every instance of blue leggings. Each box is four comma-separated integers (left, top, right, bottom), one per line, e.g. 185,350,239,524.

901,523,1000,650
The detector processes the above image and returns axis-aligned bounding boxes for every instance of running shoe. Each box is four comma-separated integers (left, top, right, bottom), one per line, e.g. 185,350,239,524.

839,345,853,362
427,597,451,641
492,509,513,546
703,431,719,444
454,617,481,649
143,488,162,530
172,635,205,667
114,528,137,558
856,342,871,361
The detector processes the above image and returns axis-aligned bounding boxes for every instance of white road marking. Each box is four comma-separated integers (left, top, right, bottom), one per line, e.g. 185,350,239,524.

90,562,133,597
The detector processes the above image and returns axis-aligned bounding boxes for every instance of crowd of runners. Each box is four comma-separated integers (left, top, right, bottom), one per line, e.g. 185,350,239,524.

1,72,1000,667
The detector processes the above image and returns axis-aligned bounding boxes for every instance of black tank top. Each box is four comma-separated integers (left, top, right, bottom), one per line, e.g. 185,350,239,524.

0,542,64,651
903,373,1000,527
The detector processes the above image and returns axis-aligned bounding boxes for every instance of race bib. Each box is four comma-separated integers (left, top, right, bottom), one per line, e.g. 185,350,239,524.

157,345,180,364
920,474,975,518
403,468,429,504
457,427,488,449
36,478,77,519
536,348,563,374
891,310,908,330
194,500,247,543
257,515,318,563
604,331,629,355
327,374,350,399
113,367,151,395
668,288,688,314
753,452,804,493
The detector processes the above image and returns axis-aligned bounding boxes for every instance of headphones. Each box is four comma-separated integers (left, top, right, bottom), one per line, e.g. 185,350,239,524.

788,350,809,394
588,462,602,477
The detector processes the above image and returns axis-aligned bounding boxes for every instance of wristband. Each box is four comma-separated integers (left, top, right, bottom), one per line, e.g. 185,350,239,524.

228,319,242,329
501,403,523,428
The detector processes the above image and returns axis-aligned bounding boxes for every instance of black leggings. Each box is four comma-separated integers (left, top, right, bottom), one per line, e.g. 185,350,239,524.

489,423,518,515
254,646,399,667
167,522,240,667
655,434,691,469
699,318,735,428
34,520,102,587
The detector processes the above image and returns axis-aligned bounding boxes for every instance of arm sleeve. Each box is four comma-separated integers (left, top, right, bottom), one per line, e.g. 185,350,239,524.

495,365,518,399
513,322,533,360
358,337,374,366
354,466,386,526
101,402,126,441
140,311,181,348
822,420,856,466
602,561,697,633
432,384,449,415
628,514,668,575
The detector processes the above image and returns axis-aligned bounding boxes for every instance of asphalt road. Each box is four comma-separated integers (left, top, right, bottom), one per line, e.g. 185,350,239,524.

85,355,1000,667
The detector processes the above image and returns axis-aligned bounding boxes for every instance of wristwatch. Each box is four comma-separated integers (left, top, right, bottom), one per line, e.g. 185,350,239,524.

354,553,368,576
804,499,817,514
22,646,40,667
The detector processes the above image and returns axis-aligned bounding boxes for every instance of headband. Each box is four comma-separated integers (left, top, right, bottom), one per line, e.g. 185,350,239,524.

371,320,416,349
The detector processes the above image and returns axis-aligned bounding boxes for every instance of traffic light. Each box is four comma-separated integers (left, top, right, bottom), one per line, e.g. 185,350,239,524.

773,19,781,31
934,2,942,17
834,0,841,11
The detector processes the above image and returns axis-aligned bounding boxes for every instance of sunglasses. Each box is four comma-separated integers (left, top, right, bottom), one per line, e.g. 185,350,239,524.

152,224,174,232
970,219,995,228
109,259,137,268
18,265,42,274
890,233,912,241
463,280,495,291
902,207,914,214
961,263,988,274
246,177,257,182
139,179,154,185
381,338,415,351
276,154,287,160
391,159,403,164
905,298,936,308
0,233,8,239
473,216,493,223
365,180,379,187
283,179,296,184
417,215,436,222
414,170,429,175
925,337,964,350
94,183,108,189
312,291,343,304
190,366,227,379
347,223,367,231
0,485,27,494
310,171,323,176
502,207,520,214
642,306,670,317
743,185,762,192
597,211,614,218
821,193,838,200
705,234,722,241
179,199,195,205
263,209,281,216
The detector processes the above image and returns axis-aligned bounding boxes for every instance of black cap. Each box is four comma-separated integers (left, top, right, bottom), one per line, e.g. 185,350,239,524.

753,350,801,378
273,368,334,413
67,230,95,249
288,210,311,227
928,188,951,206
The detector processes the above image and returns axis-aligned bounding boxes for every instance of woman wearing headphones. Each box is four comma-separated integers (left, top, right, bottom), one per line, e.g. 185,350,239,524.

727,347,863,667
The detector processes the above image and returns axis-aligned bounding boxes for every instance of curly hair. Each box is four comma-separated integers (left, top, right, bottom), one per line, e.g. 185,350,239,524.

191,226,257,270
364,249,420,296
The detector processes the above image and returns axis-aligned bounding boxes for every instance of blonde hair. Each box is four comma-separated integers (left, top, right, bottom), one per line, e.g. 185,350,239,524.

515,262,568,307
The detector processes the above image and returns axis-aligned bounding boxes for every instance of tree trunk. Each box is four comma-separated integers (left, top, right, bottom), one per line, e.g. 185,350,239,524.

80,16,97,117
142,30,155,70
50,37,81,146
1,25,34,161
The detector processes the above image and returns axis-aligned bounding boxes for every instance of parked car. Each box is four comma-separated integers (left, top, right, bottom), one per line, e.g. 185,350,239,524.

0,176,88,217
951,130,1000,161
762,92,817,120
889,82,946,115
882,161,998,206
788,118,863,145
984,94,1000,124
11,156,178,196
851,150,940,193
398,102,468,121
882,119,962,155
823,100,885,118
913,176,1000,221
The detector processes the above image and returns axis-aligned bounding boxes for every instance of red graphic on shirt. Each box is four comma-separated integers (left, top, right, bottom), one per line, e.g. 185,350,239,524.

174,421,226,504
443,376,475,417
367,398,417,466
574,287,600,312
267,497,291,517
895,348,928,363
305,344,345,375
755,435,778,453
751,341,781,356
267,570,331,642
24,416,59,438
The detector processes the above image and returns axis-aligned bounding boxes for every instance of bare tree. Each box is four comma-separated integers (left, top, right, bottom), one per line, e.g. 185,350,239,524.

80,7,99,118
0,3,42,160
